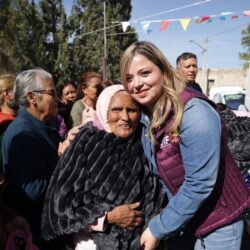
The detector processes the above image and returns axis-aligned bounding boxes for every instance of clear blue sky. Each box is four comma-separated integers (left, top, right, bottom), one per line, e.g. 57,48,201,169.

63,0,250,69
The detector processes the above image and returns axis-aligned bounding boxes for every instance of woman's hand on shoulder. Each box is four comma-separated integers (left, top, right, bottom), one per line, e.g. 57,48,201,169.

107,202,144,230
82,107,96,125
58,125,82,156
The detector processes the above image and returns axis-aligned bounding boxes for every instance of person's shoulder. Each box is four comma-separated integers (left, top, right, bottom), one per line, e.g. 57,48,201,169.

184,98,220,122
0,112,15,124
3,112,37,142
72,100,85,108
185,97,213,109
4,116,24,135
70,100,85,115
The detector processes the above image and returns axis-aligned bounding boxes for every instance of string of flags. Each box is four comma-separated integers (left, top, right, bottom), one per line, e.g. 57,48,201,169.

121,10,250,34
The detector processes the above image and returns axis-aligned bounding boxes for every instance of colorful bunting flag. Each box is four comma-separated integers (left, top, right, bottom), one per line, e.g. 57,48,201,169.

120,9,250,34
243,11,250,16
200,16,210,23
121,22,130,32
231,15,239,19
141,21,152,34
220,12,234,16
159,20,170,32
194,18,201,24
180,18,191,31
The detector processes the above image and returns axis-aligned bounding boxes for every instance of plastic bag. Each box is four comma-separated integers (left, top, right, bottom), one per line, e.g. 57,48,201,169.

5,230,39,250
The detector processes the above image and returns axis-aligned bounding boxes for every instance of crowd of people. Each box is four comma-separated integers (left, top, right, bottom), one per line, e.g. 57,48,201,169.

0,41,249,250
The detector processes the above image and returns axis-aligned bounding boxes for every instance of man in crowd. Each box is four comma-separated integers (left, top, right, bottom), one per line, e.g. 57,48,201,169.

2,69,70,249
176,52,203,93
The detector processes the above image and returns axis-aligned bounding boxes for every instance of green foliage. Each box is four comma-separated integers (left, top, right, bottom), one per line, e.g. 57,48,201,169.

0,0,137,84
0,0,42,72
240,24,250,69
70,0,137,80
39,0,71,83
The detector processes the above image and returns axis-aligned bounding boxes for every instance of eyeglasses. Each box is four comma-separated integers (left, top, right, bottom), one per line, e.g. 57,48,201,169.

32,89,57,98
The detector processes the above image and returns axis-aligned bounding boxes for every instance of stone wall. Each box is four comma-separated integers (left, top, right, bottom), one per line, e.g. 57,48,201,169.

196,68,247,95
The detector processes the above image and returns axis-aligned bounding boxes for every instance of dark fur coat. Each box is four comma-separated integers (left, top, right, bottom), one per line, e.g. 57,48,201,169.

41,123,167,249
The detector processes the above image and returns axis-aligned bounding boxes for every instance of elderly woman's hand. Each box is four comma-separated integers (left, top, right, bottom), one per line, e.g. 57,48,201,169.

82,107,96,125
107,202,144,230
58,125,82,156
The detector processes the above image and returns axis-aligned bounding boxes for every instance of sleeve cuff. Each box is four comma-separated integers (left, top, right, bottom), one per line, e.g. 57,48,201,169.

90,212,108,232
148,214,168,240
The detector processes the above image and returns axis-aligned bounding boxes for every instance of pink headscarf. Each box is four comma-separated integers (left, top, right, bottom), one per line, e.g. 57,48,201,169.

93,84,125,132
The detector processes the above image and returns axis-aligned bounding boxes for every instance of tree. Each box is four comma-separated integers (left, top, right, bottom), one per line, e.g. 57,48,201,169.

69,0,137,80
0,0,72,84
0,0,12,72
0,0,41,72
0,0,137,83
39,0,71,84
240,24,250,69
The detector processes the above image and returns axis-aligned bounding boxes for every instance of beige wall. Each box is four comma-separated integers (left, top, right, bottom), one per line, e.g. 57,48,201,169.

196,68,247,95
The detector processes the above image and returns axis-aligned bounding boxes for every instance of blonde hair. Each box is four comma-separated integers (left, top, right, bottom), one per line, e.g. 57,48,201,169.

0,74,16,106
120,41,186,139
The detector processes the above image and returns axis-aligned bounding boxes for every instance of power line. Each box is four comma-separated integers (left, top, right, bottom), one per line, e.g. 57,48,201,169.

107,31,139,36
132,0,211,22
212,38,240,43
81,0,212,36
208,22,250,38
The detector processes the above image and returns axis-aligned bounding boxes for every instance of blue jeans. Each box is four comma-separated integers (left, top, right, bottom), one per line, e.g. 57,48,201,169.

195,218,244,250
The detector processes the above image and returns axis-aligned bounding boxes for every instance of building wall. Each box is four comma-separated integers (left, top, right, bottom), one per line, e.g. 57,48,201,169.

196,68,247,95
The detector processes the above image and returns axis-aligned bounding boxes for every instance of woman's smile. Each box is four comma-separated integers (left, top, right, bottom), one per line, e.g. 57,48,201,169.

126,54,164,113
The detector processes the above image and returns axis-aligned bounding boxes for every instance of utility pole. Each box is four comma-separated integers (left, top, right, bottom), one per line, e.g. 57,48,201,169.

245,60,250,110
189,38,208,94
102,0,107,81
204,37,208,95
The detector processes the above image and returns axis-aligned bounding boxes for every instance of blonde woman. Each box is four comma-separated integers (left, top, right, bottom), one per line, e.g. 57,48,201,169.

0,74,16,126
120,41,250,250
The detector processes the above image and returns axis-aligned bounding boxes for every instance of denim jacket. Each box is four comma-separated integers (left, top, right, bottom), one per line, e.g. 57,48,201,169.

141,98,222,238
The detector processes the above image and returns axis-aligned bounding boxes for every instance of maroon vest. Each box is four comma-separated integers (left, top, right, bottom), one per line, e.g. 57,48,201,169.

155,88,250,237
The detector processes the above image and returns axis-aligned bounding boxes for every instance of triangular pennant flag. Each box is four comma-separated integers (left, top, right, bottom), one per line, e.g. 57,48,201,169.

220,12,234,16
194,18,201,24
232,15,239,19
180,18,191,31
159,20,170,32
141,21,152,34
121,22,130,32
243,11,250,16
200,16,210,23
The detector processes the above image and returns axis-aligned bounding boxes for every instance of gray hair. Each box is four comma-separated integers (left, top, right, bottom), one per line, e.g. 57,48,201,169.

14,68,53,107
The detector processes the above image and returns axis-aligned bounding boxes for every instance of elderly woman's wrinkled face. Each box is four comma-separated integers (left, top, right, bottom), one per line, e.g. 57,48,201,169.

108,91,140,138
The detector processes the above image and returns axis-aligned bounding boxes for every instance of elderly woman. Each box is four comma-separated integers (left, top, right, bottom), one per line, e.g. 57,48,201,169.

41,85,167,250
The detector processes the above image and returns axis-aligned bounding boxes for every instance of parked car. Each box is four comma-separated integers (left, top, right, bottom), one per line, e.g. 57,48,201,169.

209,86,248,111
